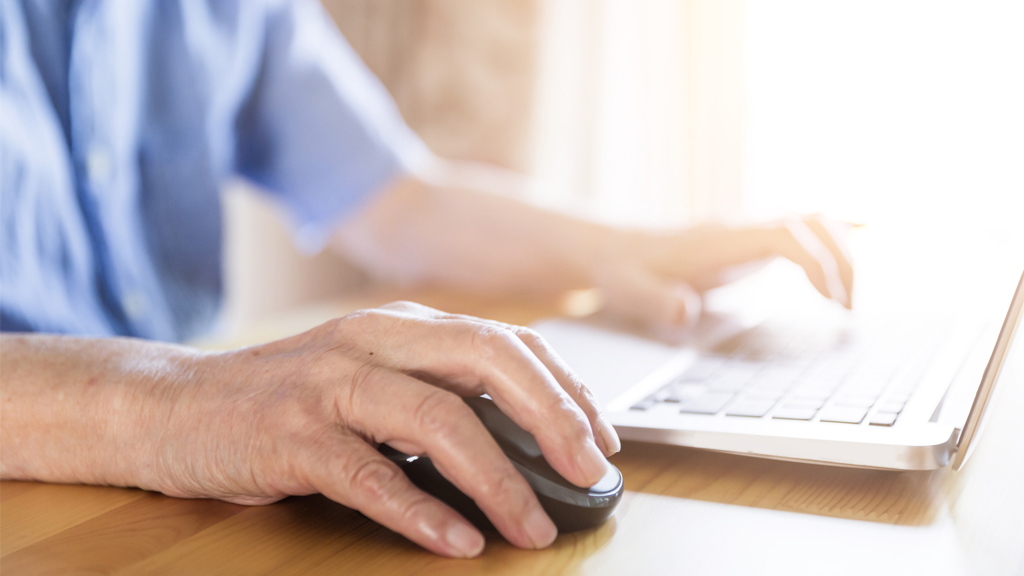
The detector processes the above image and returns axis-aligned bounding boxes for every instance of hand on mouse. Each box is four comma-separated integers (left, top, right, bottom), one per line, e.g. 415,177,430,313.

1,302,619,558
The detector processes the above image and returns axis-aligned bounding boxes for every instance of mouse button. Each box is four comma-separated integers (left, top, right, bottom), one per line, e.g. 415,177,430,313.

589,466,623,496
511,460,622,509
508,450,579,491
510,459,587,505
464,397,617,495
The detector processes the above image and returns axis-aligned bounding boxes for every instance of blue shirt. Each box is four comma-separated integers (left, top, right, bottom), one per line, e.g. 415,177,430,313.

0,0,429,341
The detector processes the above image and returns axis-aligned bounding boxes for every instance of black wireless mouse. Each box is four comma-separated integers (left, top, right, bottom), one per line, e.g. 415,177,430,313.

379,396,623,534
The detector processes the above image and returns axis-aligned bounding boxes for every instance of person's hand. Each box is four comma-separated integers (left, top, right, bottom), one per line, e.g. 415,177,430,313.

145,302,619,558
594,215,854,329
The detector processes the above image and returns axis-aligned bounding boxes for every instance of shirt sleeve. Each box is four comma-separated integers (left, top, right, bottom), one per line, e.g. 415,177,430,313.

234,0,431,253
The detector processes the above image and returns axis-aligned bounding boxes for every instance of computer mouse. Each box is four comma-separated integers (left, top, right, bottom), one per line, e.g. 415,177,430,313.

379,396,623,534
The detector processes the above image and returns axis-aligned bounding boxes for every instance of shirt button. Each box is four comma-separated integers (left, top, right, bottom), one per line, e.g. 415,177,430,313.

121,291,149,321
86,146,113,184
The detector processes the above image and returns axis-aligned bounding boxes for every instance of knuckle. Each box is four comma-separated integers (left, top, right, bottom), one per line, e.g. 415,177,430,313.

568,373,599,407
309,316,349,344
399,493,442,526
413,389,470,438
470,324,518,360
380,300,419,313
476,466,523,503
337,308,374,326
327,310,378,342
338,307,401,331
349,361,380,392
563,370,585,394
349,456,402,499
543,393,591,440
342,362,381,417
514,327,545,348
568,417,594,445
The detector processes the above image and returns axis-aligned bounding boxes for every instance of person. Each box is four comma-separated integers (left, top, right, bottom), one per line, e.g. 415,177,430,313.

0,0,853,559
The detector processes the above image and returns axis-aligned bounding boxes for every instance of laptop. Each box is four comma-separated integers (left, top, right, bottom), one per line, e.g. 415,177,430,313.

533,267,1024,471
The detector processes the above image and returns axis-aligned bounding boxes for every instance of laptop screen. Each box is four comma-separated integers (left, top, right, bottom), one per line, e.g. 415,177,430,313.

952,269,1024,470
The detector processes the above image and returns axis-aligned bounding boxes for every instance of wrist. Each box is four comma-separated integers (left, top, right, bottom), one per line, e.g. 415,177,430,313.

0,336,207,492
117,346,212,495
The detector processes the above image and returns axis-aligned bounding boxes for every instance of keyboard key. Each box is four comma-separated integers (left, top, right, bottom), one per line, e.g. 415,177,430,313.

666,383,706,403
712,371,758,389
877,400,906,414
710,379,749,393
886,390,913,403
818,406,868,424
847,382,887,395
869,412,898,426
630,398,657,411
752,366,803,385
637,388,671,406
802,372,848,389
679,359,725,381
726,398,777,417
773,406,818,420
679,392,735,415
835,395,877,408
782,398,826,411
745,387,786,400
791,390,832,402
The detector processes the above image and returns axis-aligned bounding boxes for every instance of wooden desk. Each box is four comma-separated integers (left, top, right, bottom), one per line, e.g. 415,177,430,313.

3,288,1023,576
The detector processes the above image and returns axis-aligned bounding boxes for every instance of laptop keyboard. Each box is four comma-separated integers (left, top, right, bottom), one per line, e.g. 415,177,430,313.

629,319,946,426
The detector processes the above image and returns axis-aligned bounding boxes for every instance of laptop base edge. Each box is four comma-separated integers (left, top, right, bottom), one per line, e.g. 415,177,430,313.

612,422,958,471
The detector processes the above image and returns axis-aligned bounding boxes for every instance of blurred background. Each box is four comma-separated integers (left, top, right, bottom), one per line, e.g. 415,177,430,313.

219,0,1024,334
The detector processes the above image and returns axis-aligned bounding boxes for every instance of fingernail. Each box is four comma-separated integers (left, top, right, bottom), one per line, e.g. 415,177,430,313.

577,440,611,486
446,522,485,557
596,414,621,456
524,506,558,548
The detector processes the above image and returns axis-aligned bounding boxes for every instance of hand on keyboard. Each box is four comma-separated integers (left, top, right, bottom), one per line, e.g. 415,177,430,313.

592,215,855,333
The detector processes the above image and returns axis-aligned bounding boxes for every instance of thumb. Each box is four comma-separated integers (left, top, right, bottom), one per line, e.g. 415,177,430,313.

594,262,702,330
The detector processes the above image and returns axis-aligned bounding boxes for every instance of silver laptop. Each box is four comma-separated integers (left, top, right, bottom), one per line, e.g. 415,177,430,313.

534,268,1023,471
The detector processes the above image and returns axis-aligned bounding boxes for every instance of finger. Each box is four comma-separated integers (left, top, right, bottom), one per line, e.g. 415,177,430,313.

304,433,486,558
512,327,622,456
340,306,609,489
340,366,557,550
595,262,702,330
428,313,621,457
773,219,849,307
802,215,855,308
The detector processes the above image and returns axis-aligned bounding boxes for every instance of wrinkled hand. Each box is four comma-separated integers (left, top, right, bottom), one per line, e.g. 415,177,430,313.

150,302,618,558
595,215,854,329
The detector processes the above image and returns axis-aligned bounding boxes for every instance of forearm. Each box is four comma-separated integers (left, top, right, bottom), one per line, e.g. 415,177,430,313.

330,160,854,324
0,308,622,556
0,334,202,491
332,162,630,297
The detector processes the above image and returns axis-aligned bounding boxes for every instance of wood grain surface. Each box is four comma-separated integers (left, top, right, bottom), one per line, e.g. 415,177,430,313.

3,288,1023,575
